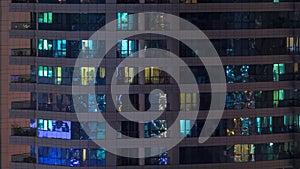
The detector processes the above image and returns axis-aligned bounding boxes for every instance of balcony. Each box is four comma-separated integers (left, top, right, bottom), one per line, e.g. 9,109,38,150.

11,22,36,30
11,75,35,83
11,154,36,164
11,0,36,2
11,101,35,110
11,48,36,56
11,127,36,137
145,0,170,3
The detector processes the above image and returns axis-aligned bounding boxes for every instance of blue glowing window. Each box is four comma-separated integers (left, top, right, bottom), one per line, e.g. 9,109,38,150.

116,40,138,58
226,65,249,83
37,119,71,139
38,147,106,167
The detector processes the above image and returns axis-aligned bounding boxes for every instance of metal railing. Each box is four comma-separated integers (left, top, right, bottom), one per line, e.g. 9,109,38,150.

11,154,36,163
11,127,36,137
12,0,36,3
11,48,36,56
11,101,35,110
11,75,34,83
11,22,36,30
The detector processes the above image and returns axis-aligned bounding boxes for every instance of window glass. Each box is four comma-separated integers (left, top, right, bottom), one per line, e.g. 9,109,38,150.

234,144,255,162
116,40,138,58
144,120,167,138
37,119,71,139
81,67,96,85
38,12,53,23
180,120,192,137
117,13,135,30
180,93,198,111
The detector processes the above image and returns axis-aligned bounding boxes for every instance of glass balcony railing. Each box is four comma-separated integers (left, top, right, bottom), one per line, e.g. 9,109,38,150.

11,22,36,30
38,103,74,112
12,0,36,3
11,48,36,56
11,154,36,163
11,75,35,83
11,101,36,110
145,0,170,3
11,127,36,137
38,0,105,3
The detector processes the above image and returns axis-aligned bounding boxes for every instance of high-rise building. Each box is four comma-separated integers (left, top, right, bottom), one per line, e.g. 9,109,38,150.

1,1,33,169
5,0,300,169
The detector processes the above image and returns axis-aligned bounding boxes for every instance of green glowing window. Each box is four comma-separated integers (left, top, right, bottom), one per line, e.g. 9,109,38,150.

274,0,279,3
273,64,285,81
38,39,52,50
38,12,53,24
273,90,284,107
38,66,53,78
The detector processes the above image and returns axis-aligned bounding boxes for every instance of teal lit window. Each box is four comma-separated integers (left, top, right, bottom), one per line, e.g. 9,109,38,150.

180,120,191,137
116,40,139,58
256,117,261,134
53,40,67,57
38,39,52,51
117,13,134,30
38,66,53,78
38,12,53,23
274,0,279,3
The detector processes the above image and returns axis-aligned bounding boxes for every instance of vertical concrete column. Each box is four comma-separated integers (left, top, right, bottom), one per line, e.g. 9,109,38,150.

168,145,180,165
105,152,117,166
138,13,145,31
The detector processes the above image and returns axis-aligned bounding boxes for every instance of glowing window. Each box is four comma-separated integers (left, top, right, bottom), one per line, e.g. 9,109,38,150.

273,89,284,107
180,120,192,138
37,119,71,139
38,39,52,50
81,67,96,85
38,12,53,23
38,66,53,78
53,40,67,57
144,67,169,84
145,120,167,138
273,64,285,81
286,37,299,53
234,144,255,162
180,93,198,111
116,66,138,84
116,40,138,58
55,67,62,84
99,67,105,78
117,13,134,30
